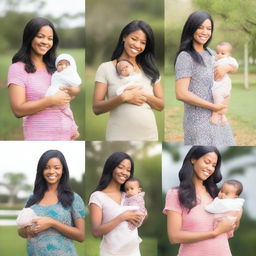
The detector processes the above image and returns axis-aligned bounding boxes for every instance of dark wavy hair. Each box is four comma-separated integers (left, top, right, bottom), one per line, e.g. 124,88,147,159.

26,150,74,208
174,11,214,66
12,17,59,74
178,146,222,211
111,20,160,84
94,152,134,192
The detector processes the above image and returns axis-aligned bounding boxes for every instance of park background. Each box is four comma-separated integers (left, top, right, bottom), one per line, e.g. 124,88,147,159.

85,0,164,141
160,143,256,256
0,0,85,140
165,0,256,145
85,141,162,256
0,141,85,256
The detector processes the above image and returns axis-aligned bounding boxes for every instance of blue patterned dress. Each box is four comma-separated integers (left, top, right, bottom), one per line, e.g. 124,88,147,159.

27,193,85,256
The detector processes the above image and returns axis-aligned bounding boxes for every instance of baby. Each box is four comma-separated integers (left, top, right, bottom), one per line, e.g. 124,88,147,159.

115,59,144,96
124,178,147,230
45,53,82,140
16,207,38,227
211,42,239,125
205,180,244,236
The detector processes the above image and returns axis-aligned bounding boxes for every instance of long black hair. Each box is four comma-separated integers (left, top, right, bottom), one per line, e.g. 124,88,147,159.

26,150,74,208
174,11,214,66
111,20,160,84
95,152,134,192
178,146,222,211
12,17,59,74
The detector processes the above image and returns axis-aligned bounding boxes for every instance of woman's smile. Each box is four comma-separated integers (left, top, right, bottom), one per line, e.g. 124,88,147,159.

43,157,63,185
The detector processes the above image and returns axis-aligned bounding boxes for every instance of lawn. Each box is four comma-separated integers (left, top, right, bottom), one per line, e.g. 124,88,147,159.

0,48,85,140
0,226,85,256
164,74,256,145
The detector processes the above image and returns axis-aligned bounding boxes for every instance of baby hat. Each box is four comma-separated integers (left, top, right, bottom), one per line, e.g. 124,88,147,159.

55,53,77,70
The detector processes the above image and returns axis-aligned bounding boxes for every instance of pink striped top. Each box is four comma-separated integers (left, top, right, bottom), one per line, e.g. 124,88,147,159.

163,188,232,256
8,62,77,140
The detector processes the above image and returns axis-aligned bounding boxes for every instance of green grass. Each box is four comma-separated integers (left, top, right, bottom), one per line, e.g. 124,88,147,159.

85,67,164,140
0,226,84,256
0,48,85,140
85,236,157,256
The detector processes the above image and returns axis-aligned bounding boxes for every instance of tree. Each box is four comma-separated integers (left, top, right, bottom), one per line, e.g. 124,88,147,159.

0,172,31,205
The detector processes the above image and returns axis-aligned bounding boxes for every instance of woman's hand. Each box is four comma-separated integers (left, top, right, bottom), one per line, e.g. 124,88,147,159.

50,90,71,106
121,86,147,106
60,86,80,97
31,217,53,233
120,210,143,225
214,64,237,81
212,103,227,113
213,217,236,236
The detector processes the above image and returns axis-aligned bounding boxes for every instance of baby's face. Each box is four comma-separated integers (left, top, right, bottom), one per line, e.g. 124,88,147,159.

57,59,70,72
216,45,231,59
117,61,134,77
218,183,238,199
125,181,141,197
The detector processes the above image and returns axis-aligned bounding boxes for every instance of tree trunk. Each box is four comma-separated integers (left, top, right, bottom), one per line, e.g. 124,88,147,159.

244,43,249,89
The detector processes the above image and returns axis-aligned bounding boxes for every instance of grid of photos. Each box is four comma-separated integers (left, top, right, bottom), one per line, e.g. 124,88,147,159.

0,0,255,256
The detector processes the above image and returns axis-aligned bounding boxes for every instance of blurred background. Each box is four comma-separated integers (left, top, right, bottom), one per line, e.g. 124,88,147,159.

0,141,85,255
85,0,164,140
165,0,256,145
0,0,85,140
85,141,162,256
160,142,256,256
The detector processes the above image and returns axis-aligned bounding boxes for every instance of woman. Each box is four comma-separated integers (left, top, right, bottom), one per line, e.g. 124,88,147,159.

8,17,80,140
174,11,237,145
93,20,164,141
89,152,143,256
163,146,242,256
18,150,85,256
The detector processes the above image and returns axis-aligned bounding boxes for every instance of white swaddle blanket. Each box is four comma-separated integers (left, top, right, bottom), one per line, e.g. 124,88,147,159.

45,53,82,96
205,197,245,214
16,207,38,227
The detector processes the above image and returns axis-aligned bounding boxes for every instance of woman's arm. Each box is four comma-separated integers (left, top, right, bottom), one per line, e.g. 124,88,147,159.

175,77,226,112
142,81,164,111
167,210,235,244
31,216,85,242
90,203,142,237
92,82,147,115
61,86,80,97
214,64,238,81
9,84,71,118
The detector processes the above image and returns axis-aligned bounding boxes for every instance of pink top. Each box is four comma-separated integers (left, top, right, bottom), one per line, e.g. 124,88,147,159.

163,188,232,256
89,191,141,255
7,62,77,140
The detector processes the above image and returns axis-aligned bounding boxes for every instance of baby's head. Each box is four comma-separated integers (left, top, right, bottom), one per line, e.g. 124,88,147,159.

218,179,243,199
124,178,142,197
216,41,233,59
116,59,134,77
56,59,70,72
55,53,76,72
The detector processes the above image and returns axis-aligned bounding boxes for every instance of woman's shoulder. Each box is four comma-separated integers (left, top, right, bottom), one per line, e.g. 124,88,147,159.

97,61,114,69
8,61,25,71
73,192,84,202
166,187,179,196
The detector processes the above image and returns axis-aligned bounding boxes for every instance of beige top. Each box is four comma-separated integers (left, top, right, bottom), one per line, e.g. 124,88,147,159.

95,61,158,141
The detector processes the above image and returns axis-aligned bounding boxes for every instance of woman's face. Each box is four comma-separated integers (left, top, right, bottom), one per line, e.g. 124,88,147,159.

123,30,147,58
192,152,218,181
112,159,132,185
43,157,63,186
31,25,54,57
193,19,212,47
